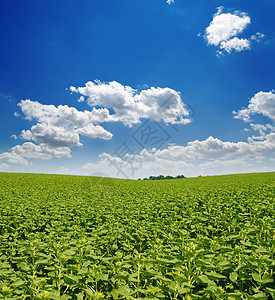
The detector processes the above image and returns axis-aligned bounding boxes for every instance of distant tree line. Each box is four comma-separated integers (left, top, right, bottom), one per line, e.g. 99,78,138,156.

139,175,186,180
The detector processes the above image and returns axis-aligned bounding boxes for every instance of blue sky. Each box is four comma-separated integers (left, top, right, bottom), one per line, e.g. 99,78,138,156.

0,0,274,178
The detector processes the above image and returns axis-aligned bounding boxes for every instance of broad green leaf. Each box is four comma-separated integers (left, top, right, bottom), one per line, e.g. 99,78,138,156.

230,272,238,283
205,271,226,279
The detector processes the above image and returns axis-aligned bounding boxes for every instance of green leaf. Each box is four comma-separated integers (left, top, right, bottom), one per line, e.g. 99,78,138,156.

35,259,49,265
11,279,25,287
205,271,227,279
63,274,81,283
228,292,242,299
182,282,195,288
152,275,171,282
117,285,132,297
252,273,261,282
261,274,273,284
217,261,232,268
249,292,267,299
265,287,275,296
198,275,216,286
230,272,238,283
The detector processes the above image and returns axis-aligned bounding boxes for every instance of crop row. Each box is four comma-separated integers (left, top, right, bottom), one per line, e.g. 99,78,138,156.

0,172,274,299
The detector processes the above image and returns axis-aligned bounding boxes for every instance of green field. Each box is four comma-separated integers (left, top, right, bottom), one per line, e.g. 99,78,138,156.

0,172,274,299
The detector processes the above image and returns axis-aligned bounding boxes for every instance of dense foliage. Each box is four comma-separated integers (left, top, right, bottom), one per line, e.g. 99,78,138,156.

0,172,274,299
142,175,186,180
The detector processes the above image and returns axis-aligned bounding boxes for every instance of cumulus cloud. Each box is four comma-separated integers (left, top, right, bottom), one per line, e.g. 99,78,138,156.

70,81,191,126
250,123,274,133
18,100,113,136
18,99,113,147
0,142,71,164
247,123,274,142
1,81,191,168
220,37,250,53
82,132,274,179
21,124,82,148
78,141,275,179
0,142,71,168
11,142,71,160
195,158,273,176
0,152,29,166
156,133,275,161
205,8,251,46
0,99,114,166
204,7,264,55
233,91,275,122
80,152,193,179
77,90,275,179
166,0,174,4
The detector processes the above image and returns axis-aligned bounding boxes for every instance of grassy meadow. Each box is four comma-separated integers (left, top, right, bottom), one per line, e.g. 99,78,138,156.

0,172,274,299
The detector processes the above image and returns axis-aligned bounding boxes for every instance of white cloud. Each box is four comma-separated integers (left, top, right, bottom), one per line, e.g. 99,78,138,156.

199,158,251,170
166,0,174,4
205,7,264,55
196,158,273,176
220,37,250,53
0,99,114,167
251,32,265,43
20,121,116,149
0,163,9,171
78,96,85,103
206,8,250,46
18,100,113,131
118,133,273,177
77,91,275,179
3,81,274,177
21,124,82,148
1,81,189,167
233,91,275,122
80,153,193,179
156,133,275,161
70,81,191,126
77,92,275,178
75,123,113,139
56,166,71,174
11,142,71,160
18,100,113,145
0,152,29,166
248,123,274,141
250,123,272,132
0,142,71,167
79,143,275,179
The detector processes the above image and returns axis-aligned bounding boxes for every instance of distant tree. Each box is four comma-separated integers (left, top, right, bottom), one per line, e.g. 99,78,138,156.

142,175,186,180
